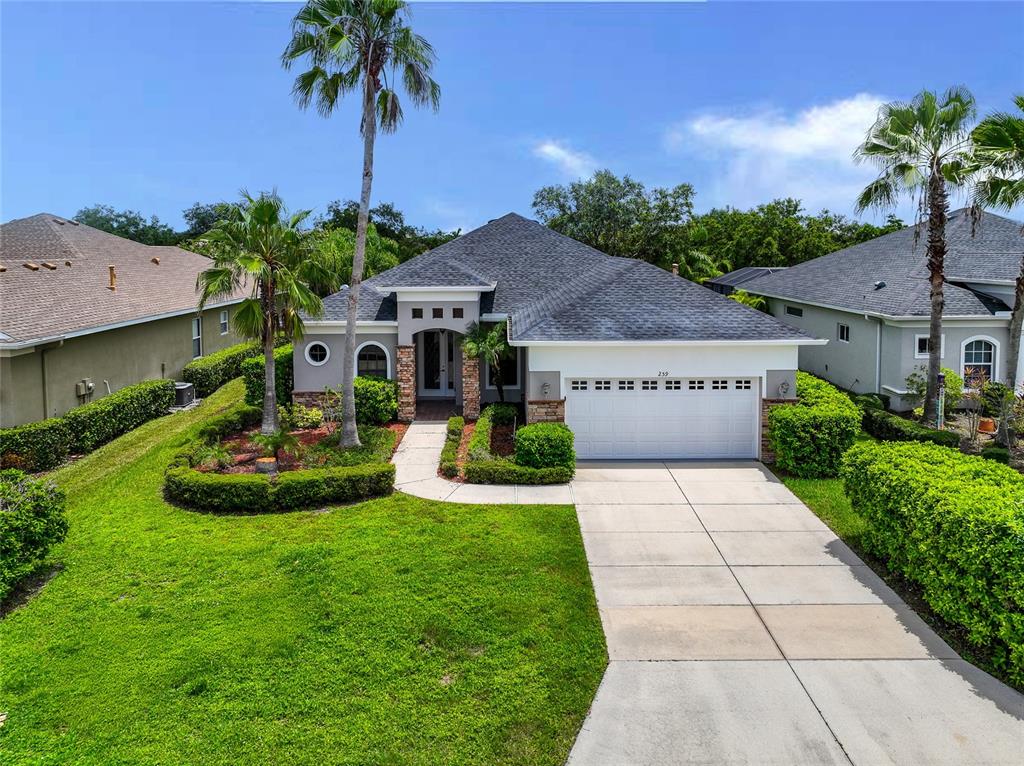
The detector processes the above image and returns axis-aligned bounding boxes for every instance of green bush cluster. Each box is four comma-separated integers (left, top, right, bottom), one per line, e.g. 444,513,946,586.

489,403,518,426
861,407,960,448
353,377,399,425
852,393,884,411
195,404,263,444
1,380,174,471
0,469,68,601
242,345,294,407
981,381,1014,418
63,379,175,453
981,445,1011,464
0,418,72,472
514,423,575,470
768,373,861,478
841,441,1024,682
463,405,574,485
182,341,260,397
440,416,464,478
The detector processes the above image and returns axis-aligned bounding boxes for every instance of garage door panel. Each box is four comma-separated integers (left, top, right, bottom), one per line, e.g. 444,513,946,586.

566,378,759,460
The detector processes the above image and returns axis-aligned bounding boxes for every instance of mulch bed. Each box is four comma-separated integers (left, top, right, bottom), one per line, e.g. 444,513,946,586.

491,424,515,458
387,422,408,455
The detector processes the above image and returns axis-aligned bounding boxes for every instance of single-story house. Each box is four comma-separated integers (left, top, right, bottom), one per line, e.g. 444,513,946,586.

0,213,245,426
295,213,823,460
743,208,1023,411
707,266,788,296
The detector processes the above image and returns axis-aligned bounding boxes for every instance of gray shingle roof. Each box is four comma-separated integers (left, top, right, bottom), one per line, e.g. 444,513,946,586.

708,266,788,289
0,213,246,345
743,209,1022,317
320,213,812,343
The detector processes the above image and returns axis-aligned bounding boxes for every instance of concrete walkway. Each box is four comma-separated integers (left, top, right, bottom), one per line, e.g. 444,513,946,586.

567,460,1024,766
391,421,573,504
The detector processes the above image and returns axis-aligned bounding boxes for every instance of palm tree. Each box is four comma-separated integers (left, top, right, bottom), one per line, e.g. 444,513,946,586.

462,322,513,404
283,0,440,447
973,95,1024,389
854,87,977,425
197,192,331,435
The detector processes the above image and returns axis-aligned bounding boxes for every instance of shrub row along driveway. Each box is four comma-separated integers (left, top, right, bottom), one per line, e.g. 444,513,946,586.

566,461,1024,765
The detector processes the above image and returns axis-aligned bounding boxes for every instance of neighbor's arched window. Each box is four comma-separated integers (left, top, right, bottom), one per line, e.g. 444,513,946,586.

356,342,390,378
962,337,997,385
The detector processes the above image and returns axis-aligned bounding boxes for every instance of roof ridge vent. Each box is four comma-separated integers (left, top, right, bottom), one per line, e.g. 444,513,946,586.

52,218,65,225
23,262,39,271
41,262,57,270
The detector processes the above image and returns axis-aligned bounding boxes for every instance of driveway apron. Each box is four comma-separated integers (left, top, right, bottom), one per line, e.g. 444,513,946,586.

567,460,1024,766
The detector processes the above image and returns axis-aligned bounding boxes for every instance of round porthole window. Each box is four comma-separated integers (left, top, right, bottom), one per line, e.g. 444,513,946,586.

304,342,330,367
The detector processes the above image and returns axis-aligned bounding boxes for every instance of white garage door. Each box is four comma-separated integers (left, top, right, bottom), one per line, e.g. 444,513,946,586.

565,377,760,460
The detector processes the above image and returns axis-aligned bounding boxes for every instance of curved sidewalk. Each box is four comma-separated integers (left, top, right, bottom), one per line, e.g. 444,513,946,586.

391,421,573,504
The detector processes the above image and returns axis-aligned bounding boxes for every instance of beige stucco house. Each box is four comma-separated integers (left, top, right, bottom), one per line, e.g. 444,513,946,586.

0,213,245,427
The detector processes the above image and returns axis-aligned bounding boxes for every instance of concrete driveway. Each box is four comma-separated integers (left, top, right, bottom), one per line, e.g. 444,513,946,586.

567,461,1024,765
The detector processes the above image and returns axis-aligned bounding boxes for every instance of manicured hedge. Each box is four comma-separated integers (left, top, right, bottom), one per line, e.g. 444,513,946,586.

0,469,68,601
842,442,1024,683
515,422,575,470
165,462,394,513
464,460,573,485
63,379,175,453
861,407,960,448
467,406,494,461
440,416,463,478
195,404,262,444
182,341,260,398
489,403,518,426
0,418,72,472
768,373,861,478
354,376,399,425
463,405,574,485
242,345,294,407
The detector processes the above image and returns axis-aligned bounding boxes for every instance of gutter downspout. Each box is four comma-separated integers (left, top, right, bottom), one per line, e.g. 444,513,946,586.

38,340,65,419
872,316,882,394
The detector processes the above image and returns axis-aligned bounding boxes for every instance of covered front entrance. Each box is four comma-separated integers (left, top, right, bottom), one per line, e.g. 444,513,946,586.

416,329,461,398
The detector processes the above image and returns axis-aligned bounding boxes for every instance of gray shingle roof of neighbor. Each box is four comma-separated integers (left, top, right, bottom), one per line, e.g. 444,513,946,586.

743,208,1023,318
708,266,788,289
0,213,247,345
319,213,813,343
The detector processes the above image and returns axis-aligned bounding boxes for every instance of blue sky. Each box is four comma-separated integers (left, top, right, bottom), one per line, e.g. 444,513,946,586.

3,1,1022,232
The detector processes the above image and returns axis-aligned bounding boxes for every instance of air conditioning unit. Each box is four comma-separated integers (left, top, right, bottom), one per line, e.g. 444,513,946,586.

174,382,195,407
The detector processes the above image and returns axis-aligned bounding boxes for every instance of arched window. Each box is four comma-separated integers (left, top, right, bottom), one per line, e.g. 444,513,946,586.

356,342,390,378
961,337,997,385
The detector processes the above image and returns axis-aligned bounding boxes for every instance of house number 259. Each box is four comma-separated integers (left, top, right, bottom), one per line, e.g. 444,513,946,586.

657,371,670,377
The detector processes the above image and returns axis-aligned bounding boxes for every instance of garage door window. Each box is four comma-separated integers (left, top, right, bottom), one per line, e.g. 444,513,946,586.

712,379,728,390
641,380,658,391
570,380,588,391
734,379,753,390
618,380,635,391
595,380,611,391
688,380,705,391
665,379,682,390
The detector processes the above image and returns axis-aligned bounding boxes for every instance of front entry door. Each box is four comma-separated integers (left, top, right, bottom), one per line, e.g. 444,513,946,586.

418,330,456,397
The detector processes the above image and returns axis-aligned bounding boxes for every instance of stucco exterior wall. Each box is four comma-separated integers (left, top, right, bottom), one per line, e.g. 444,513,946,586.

479,344,527,404
292,332,399,392
396,299,478,345
0,307,239,427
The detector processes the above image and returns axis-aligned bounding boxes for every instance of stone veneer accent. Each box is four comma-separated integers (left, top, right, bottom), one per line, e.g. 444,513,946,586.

396,345,417,421
461,354,481,420
526,398,565,424
292,390,325,409
760,398,793,463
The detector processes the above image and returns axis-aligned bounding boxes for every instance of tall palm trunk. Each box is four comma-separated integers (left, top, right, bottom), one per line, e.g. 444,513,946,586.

339,74,378,448
1007,257,1024,391
492,362,505,403
262,283,278,435
923,170,948,426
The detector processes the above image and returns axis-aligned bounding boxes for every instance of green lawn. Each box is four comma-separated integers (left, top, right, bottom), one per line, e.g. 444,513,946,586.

0,380,606,766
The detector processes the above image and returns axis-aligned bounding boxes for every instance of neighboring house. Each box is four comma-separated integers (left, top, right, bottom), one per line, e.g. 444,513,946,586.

0,213,245,427
743,208,1024,411
707,266,788,296
295,213,822,460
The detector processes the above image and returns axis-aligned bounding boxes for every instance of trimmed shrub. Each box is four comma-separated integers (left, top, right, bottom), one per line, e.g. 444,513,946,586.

242,344,294,407
981,445,1011,464
164,467,274,513
182,341,260,398
0,418,72,472
852,393,884,411
439,416,463,478
63,379,175,454
0,469,68,600
463,405,575,484
861,408,960,448
467,406,494,461
489,403,518,426
285,403,324,430
195,404,262,444
841,442,1024,682
463,459,573,486
515,422,575,470
353,376,399,425
768,373,861,478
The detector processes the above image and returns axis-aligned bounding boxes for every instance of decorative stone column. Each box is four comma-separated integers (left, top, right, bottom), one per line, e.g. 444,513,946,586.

461,354,481,420
526,398,565,424
397,345,417,421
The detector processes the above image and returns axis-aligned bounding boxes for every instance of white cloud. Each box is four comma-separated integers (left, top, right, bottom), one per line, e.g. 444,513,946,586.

532,139,598,179
665,94,899,216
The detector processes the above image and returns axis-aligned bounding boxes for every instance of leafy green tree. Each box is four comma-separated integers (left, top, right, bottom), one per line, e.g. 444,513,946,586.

728,289,767,312
309,224,400,296
73,204,177,245
675,224,731,283
283,0,440,447
855,87,977,425
461,321,513,403
182,201,234,238
533,170,695,268
973,95,1024,389
197,192,333,435
317,199,458,261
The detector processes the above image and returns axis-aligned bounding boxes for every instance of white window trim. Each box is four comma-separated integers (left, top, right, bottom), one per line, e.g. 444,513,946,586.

914,333,946,359
219,309,229,335
191,317,203,359
785,305,804,318
837,323,850,343
304,341,331,368
485,347,520,389
354,340,391,378
959,335,1000,383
